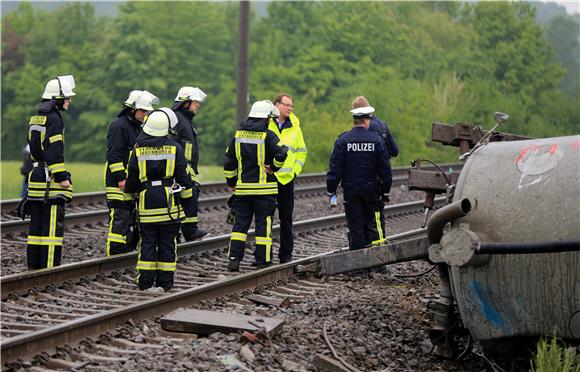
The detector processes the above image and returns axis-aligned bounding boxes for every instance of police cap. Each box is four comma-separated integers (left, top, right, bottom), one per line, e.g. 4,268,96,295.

350,106,375,119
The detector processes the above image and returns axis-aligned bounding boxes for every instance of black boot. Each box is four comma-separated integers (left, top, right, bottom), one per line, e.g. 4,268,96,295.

227,259,241,272
187,229,207,241
183,223,207,241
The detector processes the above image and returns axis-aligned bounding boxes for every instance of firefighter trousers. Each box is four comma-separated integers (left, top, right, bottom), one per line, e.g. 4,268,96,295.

276,180,294,262
106,203,138,256
180,183,200,240
27,200,65,269
136,222,180,291
228,195,276,265
343,187,384,251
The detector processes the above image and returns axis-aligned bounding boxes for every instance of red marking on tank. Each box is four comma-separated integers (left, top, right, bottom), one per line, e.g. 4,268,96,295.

571,140,580,151
548,144,558,154
515,147,528,163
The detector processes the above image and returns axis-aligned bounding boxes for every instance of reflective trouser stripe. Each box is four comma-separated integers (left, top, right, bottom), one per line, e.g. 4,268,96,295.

371,211,385,245
183,216,199,223
27,235,64,245
47,205,57,268
231,232,247,242
136,260,156,270
266,214,272,262
228,232,247,258
156,261,176,271
108,233,126,244
256,234,273,263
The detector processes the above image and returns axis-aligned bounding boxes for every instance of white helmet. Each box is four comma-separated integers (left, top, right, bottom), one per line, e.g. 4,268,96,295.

248,100,280,119
124,90,159,111
42,75,76,99
142,108,178,137
350,106,375,118
174,86,207,102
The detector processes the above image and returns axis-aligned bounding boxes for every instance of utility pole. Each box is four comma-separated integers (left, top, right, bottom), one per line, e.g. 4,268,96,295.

236,1,250,125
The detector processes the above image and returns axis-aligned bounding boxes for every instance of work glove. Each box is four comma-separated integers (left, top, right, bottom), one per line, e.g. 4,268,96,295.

328,193,338,208
15,197,30,220
381,193,390,203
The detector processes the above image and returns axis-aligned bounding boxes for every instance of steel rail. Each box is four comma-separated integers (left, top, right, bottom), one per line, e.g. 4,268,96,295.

0,175,409,235
1,198,442,299
0,226,429,362
1,164,461,213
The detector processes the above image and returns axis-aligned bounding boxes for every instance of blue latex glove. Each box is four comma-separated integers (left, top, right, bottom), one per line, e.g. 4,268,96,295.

329,194,338,208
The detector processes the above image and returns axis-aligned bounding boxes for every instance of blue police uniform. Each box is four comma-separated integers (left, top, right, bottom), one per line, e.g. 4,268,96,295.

369,116,398,158
327,126,392,250
368,115,398,241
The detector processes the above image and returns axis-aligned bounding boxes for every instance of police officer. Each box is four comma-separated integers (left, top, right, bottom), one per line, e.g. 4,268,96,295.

327,105,392,251
170,86,207,241
26,75,75,269
352,96,398,242
268,94,307,264
105,90,159,256
352,96,398,159
224,100,288,271
124,108,196,291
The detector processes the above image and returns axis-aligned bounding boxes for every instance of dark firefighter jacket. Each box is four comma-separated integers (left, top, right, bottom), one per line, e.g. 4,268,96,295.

224,118,288,196
327,126,392,195
170,108,200,183
369,115,398,158
124,133,194,224
105,109,141,203
27,103,72,202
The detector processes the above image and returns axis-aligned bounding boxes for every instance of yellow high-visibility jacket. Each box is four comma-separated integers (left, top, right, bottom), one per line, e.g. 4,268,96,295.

268,112,307,185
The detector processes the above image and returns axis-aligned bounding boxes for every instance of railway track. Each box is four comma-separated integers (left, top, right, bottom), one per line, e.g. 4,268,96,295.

1,198,442,363
0,164,461,228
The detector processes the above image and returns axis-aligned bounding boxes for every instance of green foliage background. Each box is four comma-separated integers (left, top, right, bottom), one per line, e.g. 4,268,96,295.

2,1,579,172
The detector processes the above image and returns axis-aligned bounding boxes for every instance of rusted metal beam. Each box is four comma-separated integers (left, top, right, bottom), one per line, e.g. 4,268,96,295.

317,229,429,276
432,122,530,150
408,169,459,193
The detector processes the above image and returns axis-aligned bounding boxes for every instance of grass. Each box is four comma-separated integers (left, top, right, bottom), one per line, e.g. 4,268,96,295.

1,161,224,200
530,336,579,372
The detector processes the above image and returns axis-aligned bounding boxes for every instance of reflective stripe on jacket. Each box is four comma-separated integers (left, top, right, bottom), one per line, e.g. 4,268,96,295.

124,134,194,224
268,112,307,185
27,107,73,202
224,118,288,196
104,111,141,204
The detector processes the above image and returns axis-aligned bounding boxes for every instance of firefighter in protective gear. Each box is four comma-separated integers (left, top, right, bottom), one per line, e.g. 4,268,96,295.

269,94,307,263
26,75,75,269
351,96,398,243
124,108,195,291
224,100,288,271
170,86,207,242
326,105,392,251
104,90,159,256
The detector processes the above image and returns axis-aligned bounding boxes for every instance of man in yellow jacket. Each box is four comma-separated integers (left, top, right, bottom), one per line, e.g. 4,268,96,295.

268,94,307,263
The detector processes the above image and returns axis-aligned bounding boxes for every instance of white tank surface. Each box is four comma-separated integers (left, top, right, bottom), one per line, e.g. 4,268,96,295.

448,135,580,341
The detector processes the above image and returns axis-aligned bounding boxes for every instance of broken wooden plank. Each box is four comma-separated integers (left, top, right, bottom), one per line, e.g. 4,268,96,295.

246,294,291,308
161,308,284,337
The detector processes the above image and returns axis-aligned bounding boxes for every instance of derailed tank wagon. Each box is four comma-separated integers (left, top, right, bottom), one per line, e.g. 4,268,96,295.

310,116,580,356
428,131,580,355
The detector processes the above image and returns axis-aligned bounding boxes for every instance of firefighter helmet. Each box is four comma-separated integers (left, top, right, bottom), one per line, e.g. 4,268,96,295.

42,75,76,99
174,86,207,102
249,100,279,119
142,108,178,137
124,90,159,111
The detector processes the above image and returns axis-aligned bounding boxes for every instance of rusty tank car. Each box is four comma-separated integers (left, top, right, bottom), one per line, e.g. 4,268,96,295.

425,130,579,354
